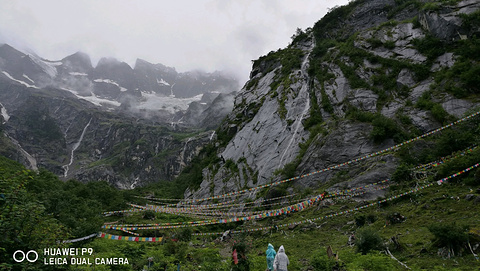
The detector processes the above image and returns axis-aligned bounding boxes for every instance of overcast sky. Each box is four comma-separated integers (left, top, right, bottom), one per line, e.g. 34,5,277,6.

0,0,350,84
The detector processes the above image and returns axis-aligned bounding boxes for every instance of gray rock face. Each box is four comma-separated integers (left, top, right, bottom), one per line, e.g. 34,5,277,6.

419,0,480,41
324,65,350,106
226,56,311,183
326,155,398,201
348,89,379,112
358,22,427,63
186,42,315,199
0,43,240,123
431,53,455,72
0,44,238,188
185,0,480,201
198,92,236,130
0,79,215,188
182,92,236,129
442,95,475,117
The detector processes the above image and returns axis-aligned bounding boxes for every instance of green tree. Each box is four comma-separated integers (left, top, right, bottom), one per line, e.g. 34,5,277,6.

232,240,251,271
356,227,384,254
0,168,69,270
428,223,469,256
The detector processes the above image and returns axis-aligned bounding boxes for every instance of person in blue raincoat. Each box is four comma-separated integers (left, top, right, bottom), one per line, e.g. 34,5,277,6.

266,243,276,271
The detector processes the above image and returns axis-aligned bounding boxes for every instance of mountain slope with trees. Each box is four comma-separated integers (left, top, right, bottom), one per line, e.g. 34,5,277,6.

2,0,480,270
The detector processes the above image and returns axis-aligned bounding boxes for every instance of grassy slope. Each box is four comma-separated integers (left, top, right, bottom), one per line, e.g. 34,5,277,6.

89,148,479,270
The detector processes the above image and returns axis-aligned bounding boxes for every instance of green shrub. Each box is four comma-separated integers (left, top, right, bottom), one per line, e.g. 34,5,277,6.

320,87,334,114
337,61,370,89
366,38,384,49
416,91,435,110
460,64,480,93
386,212,406,225
310,249,337,270
355,214,377,227
346,253,396,271
304,90,323,130
225,159,239,173
411,35,445,60
266,183,289,199
384,40,396,49
391,163,413,183
177,228,192,242
356,227,384,254
415,91,454,124
311,39,336,60
231,240,251,271
143,210,156,220
431,104,450,124
244,77,260,90
346,106,376,122
290,27,309,45
371,114,403,143
428,223,469,255
312,0,365,41
434,128,477,158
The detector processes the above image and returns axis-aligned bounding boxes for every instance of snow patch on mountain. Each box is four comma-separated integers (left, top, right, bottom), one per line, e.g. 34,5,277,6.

157,78,170,86
22,74,35,83
0,102,10,123
138,92,203,114
93,78,128,92
27,54,59,78
61,87,121,107
69,72,88,76
1,71,39,89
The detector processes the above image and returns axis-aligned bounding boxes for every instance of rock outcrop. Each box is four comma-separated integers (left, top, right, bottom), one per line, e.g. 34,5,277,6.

0,44,238,188
186,0,480,201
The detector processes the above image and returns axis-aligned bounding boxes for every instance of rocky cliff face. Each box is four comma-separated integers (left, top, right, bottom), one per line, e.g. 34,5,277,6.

0,80,219,188
0,44,239,118
0,45,238,188
186,0,480,200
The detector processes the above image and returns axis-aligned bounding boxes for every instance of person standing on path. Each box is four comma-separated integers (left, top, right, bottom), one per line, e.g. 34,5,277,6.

266,243,276,271
273,245,289,271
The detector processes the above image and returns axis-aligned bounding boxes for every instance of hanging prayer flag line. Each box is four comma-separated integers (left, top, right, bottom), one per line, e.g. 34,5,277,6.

415,145,478,171
103,208,145,216
119,228,140,236
59,233,98,244
104,180,390,230
97,232,163,242
104,194,325,231
182,111,480,203
104,158,474,235
437,163,479,185
191,163,478,236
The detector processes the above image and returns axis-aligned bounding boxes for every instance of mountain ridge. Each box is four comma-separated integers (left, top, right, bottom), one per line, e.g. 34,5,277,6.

184,0,480,202
0,43,239,188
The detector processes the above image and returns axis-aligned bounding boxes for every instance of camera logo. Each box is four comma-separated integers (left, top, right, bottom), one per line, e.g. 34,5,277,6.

13,250,38,263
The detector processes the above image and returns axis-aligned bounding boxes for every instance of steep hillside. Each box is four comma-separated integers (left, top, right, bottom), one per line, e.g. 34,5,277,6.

185,0,480,202
2,2,480,270
0,45,238,188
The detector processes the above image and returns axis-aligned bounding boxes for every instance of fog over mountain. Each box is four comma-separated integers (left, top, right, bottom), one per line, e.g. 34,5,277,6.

0,43,239,187
0,0,350,84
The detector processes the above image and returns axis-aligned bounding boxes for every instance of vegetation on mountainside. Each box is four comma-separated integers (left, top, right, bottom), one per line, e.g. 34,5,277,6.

0,156,133,270
1,115,480,270
215,2,480,269
3,1,480,271
253,0,480,181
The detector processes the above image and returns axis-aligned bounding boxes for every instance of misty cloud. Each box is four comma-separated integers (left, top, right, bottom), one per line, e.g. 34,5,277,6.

0,0,350,84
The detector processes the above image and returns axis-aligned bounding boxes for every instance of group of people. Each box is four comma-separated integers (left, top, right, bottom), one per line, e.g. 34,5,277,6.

266,243,289,271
